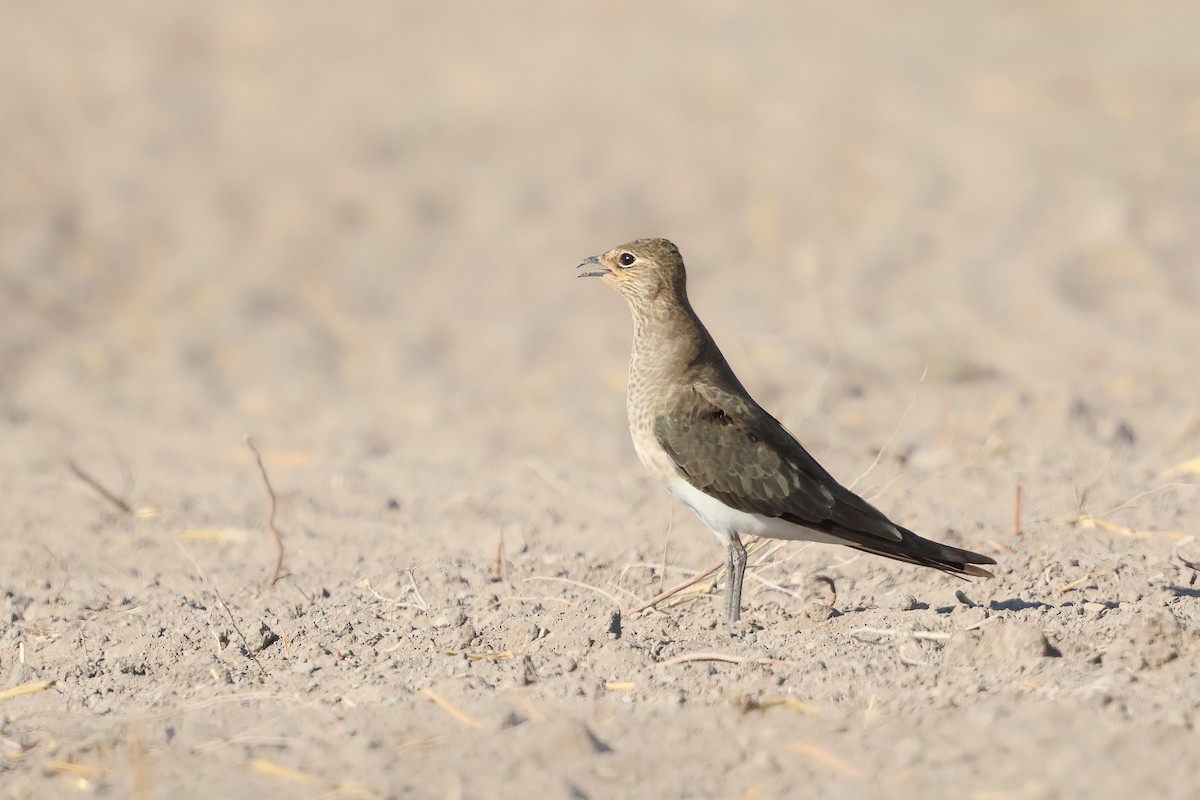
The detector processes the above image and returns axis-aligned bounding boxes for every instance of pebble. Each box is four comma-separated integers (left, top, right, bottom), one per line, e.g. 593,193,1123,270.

802,601,835,622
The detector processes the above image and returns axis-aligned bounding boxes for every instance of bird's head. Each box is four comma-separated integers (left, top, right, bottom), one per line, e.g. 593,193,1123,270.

577,238,687,306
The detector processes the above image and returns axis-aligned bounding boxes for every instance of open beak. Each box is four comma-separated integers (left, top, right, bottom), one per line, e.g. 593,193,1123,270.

576,255,608,278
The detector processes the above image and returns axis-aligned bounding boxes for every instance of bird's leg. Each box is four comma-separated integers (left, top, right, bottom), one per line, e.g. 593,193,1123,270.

724,533,747,625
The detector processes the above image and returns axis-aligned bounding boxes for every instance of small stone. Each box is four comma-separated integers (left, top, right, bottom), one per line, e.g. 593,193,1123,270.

802,601,835,622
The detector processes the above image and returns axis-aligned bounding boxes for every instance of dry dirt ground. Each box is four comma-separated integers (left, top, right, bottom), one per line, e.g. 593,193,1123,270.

3,2,1200,798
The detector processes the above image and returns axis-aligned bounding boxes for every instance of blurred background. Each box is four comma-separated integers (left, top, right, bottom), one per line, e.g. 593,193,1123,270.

2,0,1198,552
3,2,1199,796
4,1,1198,435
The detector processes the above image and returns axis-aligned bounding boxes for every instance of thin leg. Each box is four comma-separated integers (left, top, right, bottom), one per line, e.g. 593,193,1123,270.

724,533,747,624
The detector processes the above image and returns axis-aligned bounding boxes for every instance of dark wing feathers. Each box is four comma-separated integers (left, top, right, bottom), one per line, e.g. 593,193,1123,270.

655,384,893,536
655,384,995,577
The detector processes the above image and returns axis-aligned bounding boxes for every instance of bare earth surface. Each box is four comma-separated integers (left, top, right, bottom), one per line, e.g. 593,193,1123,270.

3,2,1200,798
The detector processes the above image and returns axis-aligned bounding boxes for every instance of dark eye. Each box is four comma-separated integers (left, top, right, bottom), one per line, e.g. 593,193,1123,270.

618,252,635,267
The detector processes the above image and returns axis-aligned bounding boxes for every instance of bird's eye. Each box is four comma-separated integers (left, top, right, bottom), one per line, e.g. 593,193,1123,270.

618,253,635,267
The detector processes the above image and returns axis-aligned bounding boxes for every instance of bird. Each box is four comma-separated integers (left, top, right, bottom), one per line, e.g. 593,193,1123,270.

578,238,996,625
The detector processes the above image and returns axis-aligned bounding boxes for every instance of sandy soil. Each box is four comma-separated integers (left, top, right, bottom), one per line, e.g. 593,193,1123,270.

2,1,1199,797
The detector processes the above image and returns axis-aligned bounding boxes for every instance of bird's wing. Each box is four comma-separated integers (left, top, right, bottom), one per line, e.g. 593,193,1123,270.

654,382,904,542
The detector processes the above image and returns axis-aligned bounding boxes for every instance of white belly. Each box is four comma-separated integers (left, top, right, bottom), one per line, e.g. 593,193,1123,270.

666,478,845,548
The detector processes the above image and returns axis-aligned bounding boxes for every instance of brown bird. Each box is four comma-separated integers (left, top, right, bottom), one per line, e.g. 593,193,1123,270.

578,238,995,624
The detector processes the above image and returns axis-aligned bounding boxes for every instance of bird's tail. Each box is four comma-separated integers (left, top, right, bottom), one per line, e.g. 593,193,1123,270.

829,524,996,579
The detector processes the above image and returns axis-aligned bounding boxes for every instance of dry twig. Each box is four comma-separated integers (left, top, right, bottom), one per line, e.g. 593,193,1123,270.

1013,482,1023,536
437,649,513,662
173,539,267,677
420,688,483,730
812,574,837,607
852,627,950,643
659,651,796,667
737,695,820,715
491,528,507,581
1075,513,1191,541
245,436,285,586
362,570,429,612
67,459,132,514
786,740,864,779
525,576,623,608
0,680,56,701
1059,575,1092,592
626,536,764,615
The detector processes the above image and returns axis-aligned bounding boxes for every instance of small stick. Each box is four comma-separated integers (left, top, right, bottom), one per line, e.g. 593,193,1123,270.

362,573,429,612
862,694,877,729
786,740,864,779
660,652,796,667
249,759,322,786
174,539,267,677
405,569,430,611
626,558,723,615
852,627,950,642
398,736,447,753
748,572,805,601
0,679,56,701
245,436,284,586
738,695,819,715
44,762,114,779
1076,513,1191,540
1012,483,1023,536
524,576,624,608
420,688,483,730
1059,575,1092,592
627,535,762,616
491,528,507,581
812,574,837,607
67,459,132,514
436,649,513,662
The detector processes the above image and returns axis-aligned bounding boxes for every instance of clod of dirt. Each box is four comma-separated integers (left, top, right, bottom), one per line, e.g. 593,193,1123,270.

1104,609,1183,669
258,623,280,652
607,609,622,639
519,654,538,686
942,619,1061,668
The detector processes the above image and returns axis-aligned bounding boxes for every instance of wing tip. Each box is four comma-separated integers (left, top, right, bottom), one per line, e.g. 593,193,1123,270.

962,564,995,579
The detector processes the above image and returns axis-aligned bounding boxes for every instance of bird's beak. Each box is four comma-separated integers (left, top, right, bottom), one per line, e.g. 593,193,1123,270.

576,255,608,278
